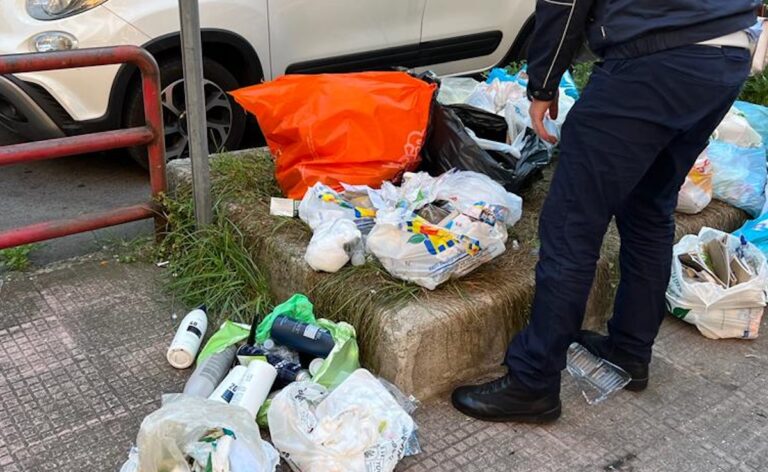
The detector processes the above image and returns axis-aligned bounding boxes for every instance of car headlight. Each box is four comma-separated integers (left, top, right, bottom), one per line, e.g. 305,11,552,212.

26,0,109,20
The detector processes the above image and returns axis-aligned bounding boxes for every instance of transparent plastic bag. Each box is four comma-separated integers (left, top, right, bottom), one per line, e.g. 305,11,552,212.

437,77,480,105
708,141,767,217
133,395,279,472
376,377,422,457
268,369,417,472
713,106,763,148
677,152,713,214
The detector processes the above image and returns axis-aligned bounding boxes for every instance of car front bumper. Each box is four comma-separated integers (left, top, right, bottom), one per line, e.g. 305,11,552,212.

0,74,64,141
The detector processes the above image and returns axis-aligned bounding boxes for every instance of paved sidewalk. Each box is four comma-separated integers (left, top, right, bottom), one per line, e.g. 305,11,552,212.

1,258,767,471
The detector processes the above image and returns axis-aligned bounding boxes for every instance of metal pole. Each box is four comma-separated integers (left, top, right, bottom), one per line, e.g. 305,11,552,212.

179,0,212,226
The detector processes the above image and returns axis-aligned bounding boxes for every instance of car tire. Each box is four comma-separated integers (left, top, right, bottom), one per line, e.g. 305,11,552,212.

124,57,246,168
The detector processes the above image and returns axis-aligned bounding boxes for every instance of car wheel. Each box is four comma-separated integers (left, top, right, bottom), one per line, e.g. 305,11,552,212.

124,58,246,168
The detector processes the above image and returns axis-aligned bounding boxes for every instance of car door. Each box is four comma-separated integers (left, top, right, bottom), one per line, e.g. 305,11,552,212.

268,0,426,76
420,0,535,76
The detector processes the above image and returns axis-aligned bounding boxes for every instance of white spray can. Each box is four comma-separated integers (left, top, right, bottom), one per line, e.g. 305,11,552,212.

209,365,248,404
166,306,208,369
231,360,277,417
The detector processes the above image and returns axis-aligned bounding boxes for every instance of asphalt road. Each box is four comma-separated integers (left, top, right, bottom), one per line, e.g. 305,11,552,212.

0,128,153,266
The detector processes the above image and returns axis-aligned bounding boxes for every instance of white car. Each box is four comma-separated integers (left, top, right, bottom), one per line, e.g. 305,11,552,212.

0,0,535,165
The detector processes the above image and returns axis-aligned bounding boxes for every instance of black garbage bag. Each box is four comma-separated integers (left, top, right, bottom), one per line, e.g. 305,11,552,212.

447,104,508,143
421,101,551,194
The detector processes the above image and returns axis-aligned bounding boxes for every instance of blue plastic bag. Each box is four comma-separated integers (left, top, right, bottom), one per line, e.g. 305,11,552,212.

707,140,767,218
486,66,580,100
734,216,768,257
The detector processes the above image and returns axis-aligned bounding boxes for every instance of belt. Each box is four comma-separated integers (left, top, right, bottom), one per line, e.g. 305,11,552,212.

698,31,754,52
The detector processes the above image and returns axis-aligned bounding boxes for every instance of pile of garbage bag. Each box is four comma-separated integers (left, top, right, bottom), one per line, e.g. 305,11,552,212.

425,67,576,194
121,296,421,472
298,170,523,289
666,228,768,339
232,68,576,201
677,104,768,217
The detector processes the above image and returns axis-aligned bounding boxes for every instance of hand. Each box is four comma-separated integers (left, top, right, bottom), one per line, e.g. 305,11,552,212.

529,95,559,145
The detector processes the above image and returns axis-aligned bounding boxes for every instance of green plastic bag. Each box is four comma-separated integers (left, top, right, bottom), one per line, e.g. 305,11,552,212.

255,294,315,344
313,319,359,390
197,293,361,428
197,294,315,365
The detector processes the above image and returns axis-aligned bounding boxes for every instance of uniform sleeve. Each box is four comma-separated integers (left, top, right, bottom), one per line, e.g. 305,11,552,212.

527,0,596,101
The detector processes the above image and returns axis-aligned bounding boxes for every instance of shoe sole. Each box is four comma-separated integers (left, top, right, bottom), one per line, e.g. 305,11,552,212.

451,400,562,424
626,377,648,392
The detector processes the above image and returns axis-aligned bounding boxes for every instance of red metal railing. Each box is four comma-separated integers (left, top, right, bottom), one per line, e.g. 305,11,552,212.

0,46,166,249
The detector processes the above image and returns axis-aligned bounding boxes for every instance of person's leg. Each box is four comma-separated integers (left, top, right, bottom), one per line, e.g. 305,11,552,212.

453,45,751,422
608,90,745,364
502,80,677,392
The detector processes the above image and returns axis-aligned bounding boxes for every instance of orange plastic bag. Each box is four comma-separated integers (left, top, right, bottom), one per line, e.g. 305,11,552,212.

231,72,436,199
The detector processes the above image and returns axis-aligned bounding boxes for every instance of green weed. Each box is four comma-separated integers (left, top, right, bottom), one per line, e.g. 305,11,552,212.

156,155,275,326
0,244,37,271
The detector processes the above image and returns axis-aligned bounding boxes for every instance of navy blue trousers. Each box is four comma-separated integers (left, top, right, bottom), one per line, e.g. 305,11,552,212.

505,45,751,392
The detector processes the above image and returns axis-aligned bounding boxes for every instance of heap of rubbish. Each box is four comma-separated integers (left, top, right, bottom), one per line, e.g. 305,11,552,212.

124,66,768,470
122,295,421,472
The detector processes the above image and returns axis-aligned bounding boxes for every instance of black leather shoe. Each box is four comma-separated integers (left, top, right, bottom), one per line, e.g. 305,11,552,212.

576,330,649,391
451,373,561,423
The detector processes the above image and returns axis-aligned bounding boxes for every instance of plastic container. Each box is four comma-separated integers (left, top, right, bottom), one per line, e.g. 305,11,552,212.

183,345,236,397
270,316,335,358
209,365,247,404
166,306,208,369
309,358,325,377
566,343,631,405
231,360,277,417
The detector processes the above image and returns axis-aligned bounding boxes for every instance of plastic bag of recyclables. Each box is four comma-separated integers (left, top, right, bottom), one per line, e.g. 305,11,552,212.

299,183,376,272
120,395,279,472
676,152,713,215
268,369,418,472
366,171,523,289
666,227,768,340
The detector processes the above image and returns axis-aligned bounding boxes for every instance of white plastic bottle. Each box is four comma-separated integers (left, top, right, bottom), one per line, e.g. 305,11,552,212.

231,360,277,417
166,306,208,369
209,365,248,404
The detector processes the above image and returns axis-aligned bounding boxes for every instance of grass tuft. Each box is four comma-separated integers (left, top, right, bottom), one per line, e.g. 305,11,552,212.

156,154,276,326
0,244,38,272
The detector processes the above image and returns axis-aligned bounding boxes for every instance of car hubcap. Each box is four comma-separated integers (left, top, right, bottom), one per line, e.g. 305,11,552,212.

161,78,233,161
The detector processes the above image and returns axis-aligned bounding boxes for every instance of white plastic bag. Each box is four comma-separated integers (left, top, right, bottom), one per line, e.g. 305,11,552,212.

677,152,713,214
268,369,416,472
299,183,376,234
713,106,763,148
666,228,768,339
434,170,523,227
133,395,279,472
465,79,526,114
504,93,575,147
437,77,479,105
367,207,508,290
305,219,364,272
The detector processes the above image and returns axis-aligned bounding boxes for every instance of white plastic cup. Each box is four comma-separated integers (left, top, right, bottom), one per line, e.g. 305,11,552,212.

167,307,208,369
231,360,277,417
209,365,247,404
